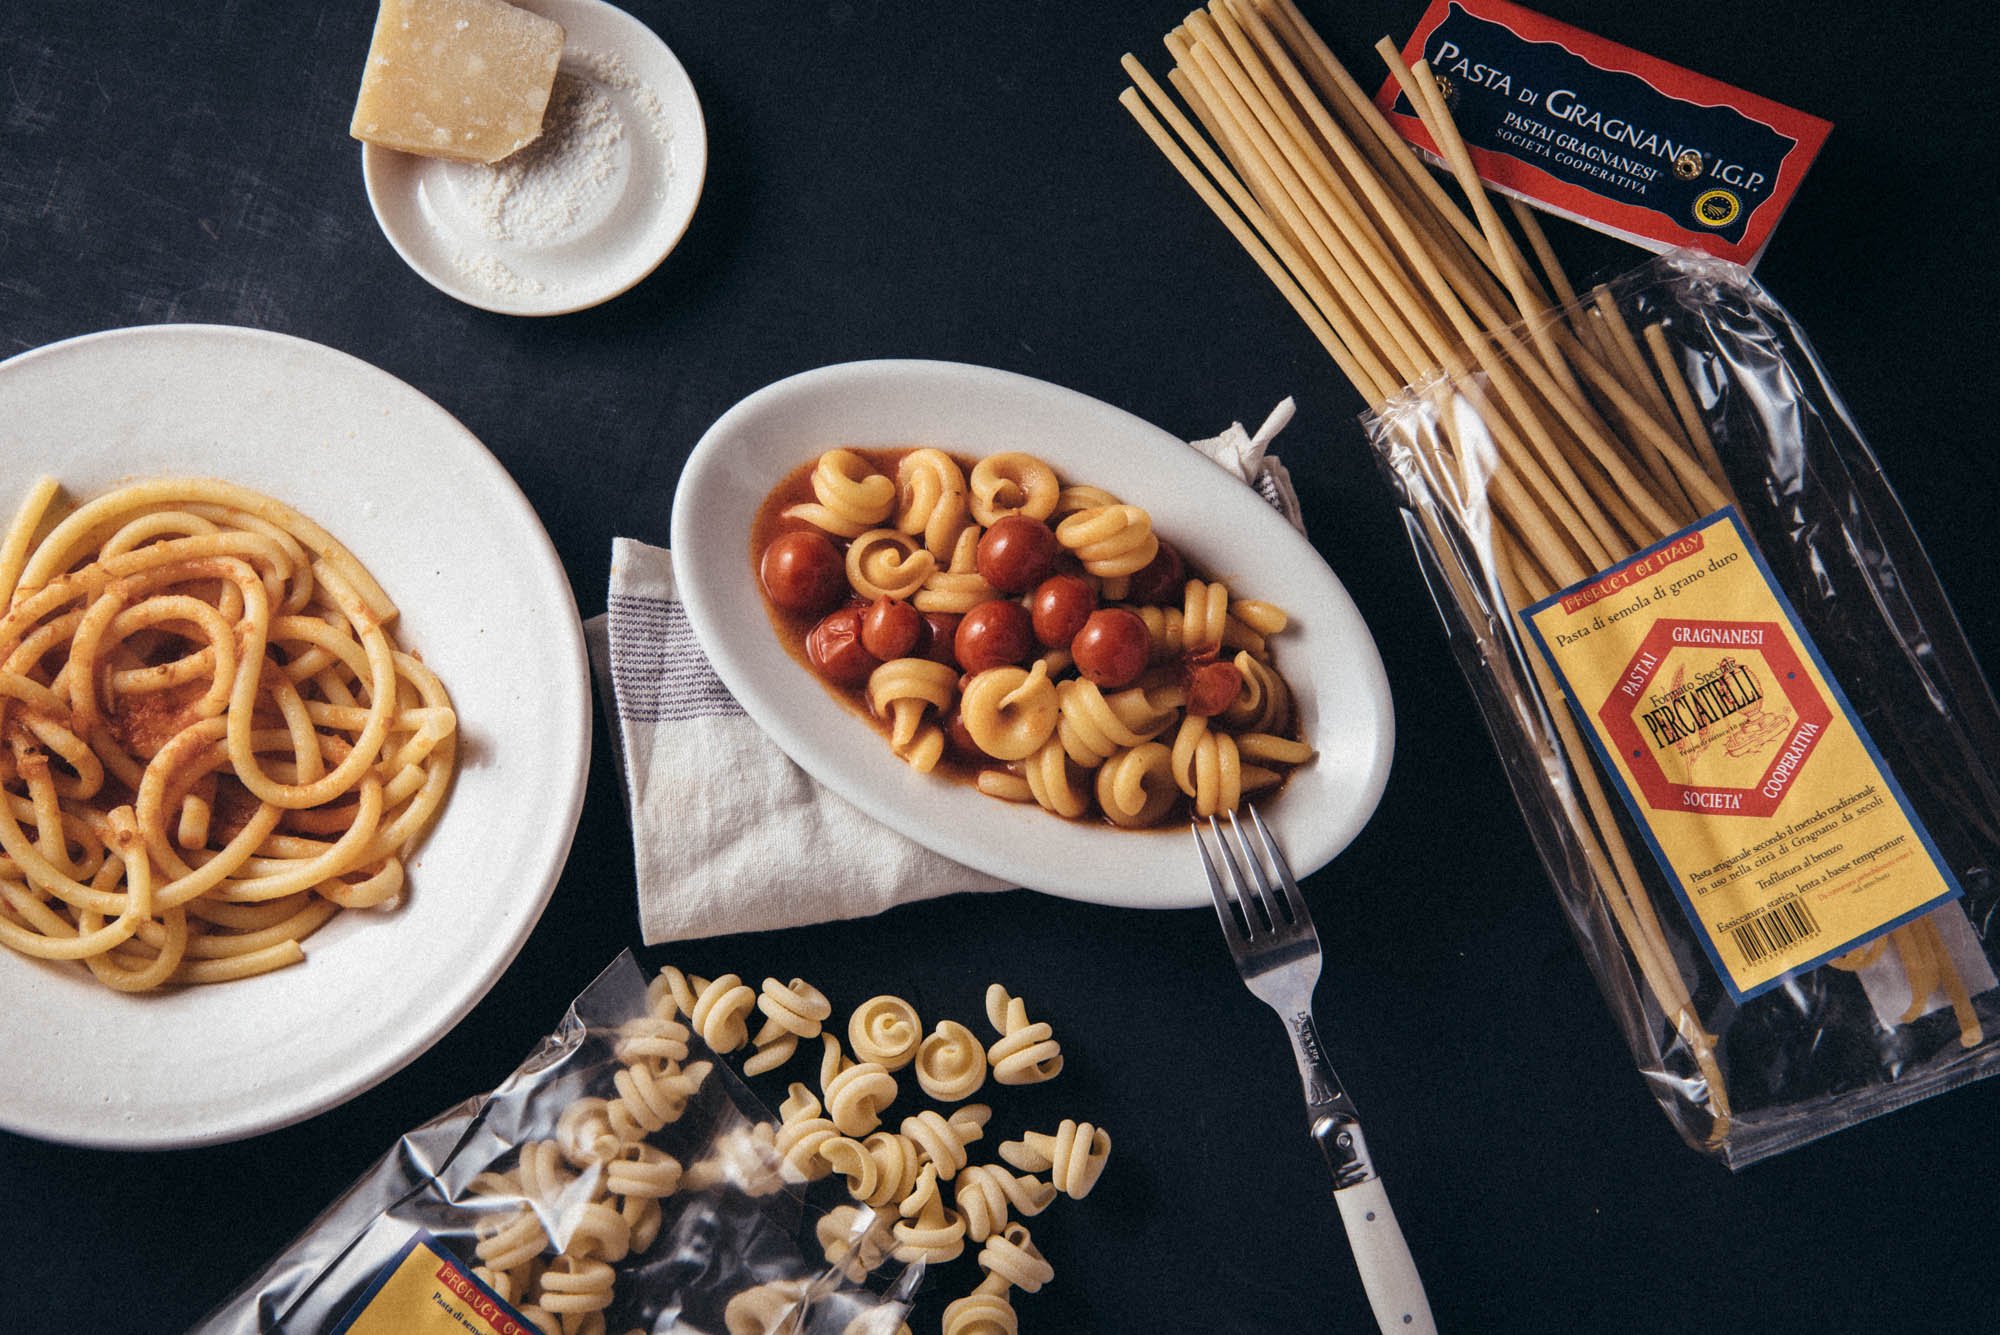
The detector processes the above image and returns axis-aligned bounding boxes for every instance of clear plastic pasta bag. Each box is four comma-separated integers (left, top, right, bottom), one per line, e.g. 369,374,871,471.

1364,250,2000,1167
193,953,919,1333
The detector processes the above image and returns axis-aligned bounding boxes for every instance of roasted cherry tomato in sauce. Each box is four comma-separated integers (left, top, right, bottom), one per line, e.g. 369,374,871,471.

806,607,880,687
861,596,922,660
956,600,1036,674
943,711,983,762
1186,660,1244,716
917,612,963,668
1071,608,1149,688
975,516,1060,594
1126,541,1185,606
760,530,847,615
1029,574,1096,648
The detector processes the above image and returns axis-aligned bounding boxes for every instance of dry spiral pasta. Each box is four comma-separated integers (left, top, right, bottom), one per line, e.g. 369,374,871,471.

984,984,1063,1085
848,993,923,1071
953,1162,1056,1242
774,1081,838,1183
656,967,758,1053
999,1118,1112,1199
892,1162,967,1264
683,1120,786,1196
900,1104,991,1180
1054,504,1158,577
817,1203,898,1282
941,1222,1056,1335
0,478,457,990
914,1019,988,1101
746,976,832,1077
967,452,1060,526
783,449,897,538
820,1032,900,1137
959,661,1058,762
609,1058,714,1141
724,1278,811,1335
893,448,969,557
822,1127,925,1209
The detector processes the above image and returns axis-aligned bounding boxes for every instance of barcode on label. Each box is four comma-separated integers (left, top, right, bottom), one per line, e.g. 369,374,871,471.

1732,898,1819,966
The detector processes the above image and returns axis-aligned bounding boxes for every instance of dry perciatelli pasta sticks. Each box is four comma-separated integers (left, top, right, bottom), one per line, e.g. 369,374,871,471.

1121,0,2000,1165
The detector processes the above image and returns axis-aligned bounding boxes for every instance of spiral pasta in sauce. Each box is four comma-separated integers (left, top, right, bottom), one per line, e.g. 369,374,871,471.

753,446,1314,829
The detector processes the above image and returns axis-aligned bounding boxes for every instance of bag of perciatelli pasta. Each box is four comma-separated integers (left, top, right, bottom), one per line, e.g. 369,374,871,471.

1363,252,2000,1168
193,953,918,1334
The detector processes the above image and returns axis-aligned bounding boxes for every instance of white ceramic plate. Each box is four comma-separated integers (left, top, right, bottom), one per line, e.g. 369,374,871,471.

673,361,1394,909
0,325,591,1148
361,0,707,317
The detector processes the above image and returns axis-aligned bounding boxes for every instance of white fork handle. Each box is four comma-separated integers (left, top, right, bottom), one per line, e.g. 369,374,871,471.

1334,1176,1437,1334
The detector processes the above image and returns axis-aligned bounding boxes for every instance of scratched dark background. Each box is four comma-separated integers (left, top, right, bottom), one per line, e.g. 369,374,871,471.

3,1,1999,1331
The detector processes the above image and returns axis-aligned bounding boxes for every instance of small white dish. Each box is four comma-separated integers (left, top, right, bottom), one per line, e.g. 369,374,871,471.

672,360,1396,910
0,324,592,1148
361,0,706,317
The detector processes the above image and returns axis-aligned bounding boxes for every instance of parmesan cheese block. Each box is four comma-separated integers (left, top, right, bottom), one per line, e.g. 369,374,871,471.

350,0,565,164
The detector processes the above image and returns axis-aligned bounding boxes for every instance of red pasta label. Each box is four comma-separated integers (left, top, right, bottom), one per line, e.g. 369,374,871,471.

1376,0,1830,265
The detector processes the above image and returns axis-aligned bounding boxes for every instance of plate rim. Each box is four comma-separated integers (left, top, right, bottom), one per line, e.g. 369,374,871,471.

671,357,1395,909
0,322,593,1149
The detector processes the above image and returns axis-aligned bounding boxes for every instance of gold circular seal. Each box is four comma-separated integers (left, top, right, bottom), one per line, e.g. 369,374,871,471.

1693,188,1741,228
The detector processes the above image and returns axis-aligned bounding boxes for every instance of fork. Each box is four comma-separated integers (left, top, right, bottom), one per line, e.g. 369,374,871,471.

1195,806,1437,1335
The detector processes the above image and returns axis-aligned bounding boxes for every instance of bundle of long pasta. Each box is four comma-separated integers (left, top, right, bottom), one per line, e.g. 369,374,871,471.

0,479,455,990
1122,2,2000,1164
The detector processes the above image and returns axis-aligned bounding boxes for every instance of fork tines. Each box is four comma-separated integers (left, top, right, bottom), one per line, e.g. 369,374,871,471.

1192,804,1312,945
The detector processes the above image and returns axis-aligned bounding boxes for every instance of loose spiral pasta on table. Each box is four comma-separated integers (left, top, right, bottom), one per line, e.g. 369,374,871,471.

915,1018,989,1101
984,984,1063,1086
953,1162,1056,1242
0,477,457,990
999,1118,1112,1199
746,976,832,1076
754,445,1317,828
900,1104,990,1180
820,1032,900,1137
848,993,923,1071
892,1161,967,1264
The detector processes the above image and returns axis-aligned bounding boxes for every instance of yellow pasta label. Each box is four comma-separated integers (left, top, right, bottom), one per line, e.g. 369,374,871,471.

1521,508,1961,999
331,1233,540,1335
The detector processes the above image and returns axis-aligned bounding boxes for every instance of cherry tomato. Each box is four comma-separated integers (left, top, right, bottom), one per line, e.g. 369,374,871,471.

1126,542,1185,606
1029,574,1096,648
861,596,921,660
1186,661,1244,716
975,516,1060,594
943,711,982,762
917,612,963,669
760,531,846,615
955,600,1036,674
1071,608,1149,688
806,607,880,687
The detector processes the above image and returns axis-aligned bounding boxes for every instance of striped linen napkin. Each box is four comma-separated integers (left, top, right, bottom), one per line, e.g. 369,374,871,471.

585,400,1303,944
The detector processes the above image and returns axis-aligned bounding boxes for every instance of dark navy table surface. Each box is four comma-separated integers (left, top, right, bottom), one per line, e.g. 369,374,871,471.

2,2,1997,1330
